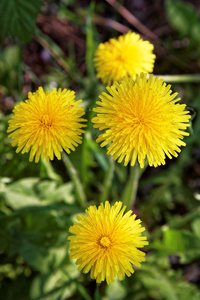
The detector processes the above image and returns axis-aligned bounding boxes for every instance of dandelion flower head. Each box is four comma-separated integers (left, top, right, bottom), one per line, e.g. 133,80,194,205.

92,73,191,168
7,87,86,162
94,31,155,86
68,201,148,284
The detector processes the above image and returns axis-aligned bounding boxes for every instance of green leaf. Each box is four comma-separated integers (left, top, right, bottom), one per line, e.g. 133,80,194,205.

0,203,72,255
165,0,199,36
1,178,41,209
0,0,42,42
191,216,200,238
138,264,200,300
153,229,200,263
163,230,199,251
2,189,41,209
19,239,67,273
175,281,200,300
5,177,40,196
1,177,76,210
139,266,179,300
30,270,76,300
36,181,75,204
30,264,79,300
191,22,200,44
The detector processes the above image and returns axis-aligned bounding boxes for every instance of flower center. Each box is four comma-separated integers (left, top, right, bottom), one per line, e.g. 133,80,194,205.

100,236,111,248
134,116,147,128
116,53,125,63
40,114,52,127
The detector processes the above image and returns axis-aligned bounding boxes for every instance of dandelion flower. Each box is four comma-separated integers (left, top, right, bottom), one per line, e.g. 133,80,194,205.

94,31,155,86
68,201,148,284
7,87,87,162
92,73,191,168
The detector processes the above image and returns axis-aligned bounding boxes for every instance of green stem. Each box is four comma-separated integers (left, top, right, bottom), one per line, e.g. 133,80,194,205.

122,162,140,210
62,152,87,208
99,157,115,203
157,74,200,83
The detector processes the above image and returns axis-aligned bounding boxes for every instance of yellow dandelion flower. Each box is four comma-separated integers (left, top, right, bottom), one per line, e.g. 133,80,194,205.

94,31,155,86
7,87,87,162
92,73,191,168
68,201,148,285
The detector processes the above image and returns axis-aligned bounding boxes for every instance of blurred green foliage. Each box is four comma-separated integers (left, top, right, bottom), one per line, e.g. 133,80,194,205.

0,0,42,42
0,0,200,299
165,0,200,48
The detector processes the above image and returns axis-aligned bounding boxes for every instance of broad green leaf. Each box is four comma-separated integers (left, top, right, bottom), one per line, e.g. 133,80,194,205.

5,178,40,196
165,0,199,36
153,229,200,263
19,239,67,273
21,209,72,234
34,180,57,198
0,205,72,256
45,183,75,204
0,0,42,42
1,178,40,209
10,203,80,216
30,263,79,300
1,177,76,209
139,265,178,300
36,181,75,204
2,189,40,209
138,264,200,300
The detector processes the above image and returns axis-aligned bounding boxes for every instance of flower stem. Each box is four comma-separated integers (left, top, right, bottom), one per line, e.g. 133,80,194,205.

99,157,115,203
62,152,87,208
122,162,140,210
158,74,200,83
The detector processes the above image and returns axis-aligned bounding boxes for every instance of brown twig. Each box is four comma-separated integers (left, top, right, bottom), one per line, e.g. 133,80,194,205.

153,25,172,37
92,15,130,33
105,0,158,41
